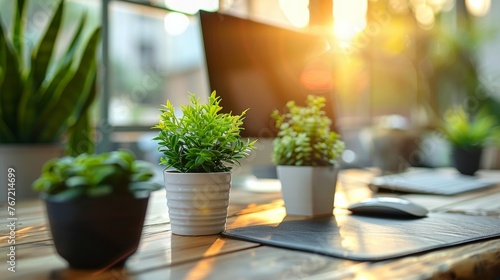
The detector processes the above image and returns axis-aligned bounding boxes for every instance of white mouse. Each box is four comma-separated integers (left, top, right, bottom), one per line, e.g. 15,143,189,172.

348,197,429,218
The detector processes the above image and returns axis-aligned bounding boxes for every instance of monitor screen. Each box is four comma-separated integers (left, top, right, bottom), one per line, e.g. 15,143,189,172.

199,11,337,138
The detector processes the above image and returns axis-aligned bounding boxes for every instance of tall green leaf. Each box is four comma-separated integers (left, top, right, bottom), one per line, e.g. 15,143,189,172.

0,24,11,142
12,0,26,59
15,73,34,142
66,111,92,156
0,21,23,140
66,72,97,156
38,27,101,142
60,12,87,67
36,12,88,108
30,0,64,90
20,9,89,142
0,22,5,92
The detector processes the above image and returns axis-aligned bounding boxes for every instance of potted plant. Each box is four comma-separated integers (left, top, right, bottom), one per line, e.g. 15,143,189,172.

0,0,100,202
271,95,345,216
32,150,162,269
153,91,256,236
441,106,500,175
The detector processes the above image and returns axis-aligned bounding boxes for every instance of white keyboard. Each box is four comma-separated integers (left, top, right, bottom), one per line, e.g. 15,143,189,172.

370,170,497,195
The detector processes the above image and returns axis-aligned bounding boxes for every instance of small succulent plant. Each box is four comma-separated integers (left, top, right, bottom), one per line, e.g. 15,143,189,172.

33,150,162,201
153,91,256,173
271,95,345,166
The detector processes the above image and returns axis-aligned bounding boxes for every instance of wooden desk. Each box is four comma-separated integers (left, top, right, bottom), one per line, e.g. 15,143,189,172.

2,169,500,279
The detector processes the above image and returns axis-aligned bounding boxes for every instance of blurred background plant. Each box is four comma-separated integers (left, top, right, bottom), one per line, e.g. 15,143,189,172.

415,1,500,129
0,0,100,156
271,95,345,166
3,0,499,170
441,105,500,148
33,150,162,201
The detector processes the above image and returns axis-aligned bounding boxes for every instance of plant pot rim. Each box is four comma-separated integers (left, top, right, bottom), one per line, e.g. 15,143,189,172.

164,170,232,175
453,145,483,150
42,192,150,203
277,165,337,168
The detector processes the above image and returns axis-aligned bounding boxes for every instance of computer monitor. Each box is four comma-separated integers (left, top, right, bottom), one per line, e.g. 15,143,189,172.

199,11,337,138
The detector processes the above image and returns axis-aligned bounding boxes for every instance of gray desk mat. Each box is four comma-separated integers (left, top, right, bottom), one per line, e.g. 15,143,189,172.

222,212,500,261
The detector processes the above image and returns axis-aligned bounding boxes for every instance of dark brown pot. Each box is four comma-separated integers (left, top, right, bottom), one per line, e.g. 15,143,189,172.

45,194,149,269
452,146,483,176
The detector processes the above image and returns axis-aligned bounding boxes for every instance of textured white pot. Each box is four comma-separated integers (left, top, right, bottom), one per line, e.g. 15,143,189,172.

277,165,339,216
0,144,63,203
163,171,232,236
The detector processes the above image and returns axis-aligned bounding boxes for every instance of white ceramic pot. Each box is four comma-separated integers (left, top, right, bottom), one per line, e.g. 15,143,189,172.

163,171,232,236
277,165,338,216
0,144,63,203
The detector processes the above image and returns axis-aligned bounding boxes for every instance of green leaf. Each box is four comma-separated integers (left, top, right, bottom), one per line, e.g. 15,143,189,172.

36,11,88,109
65,72,97,156
132,171,153,182
49,188,85,202
36,54,73,110
15,72,36,142
13,0,26,58
38,27,101,142
59,11,88,68
65,176,88,188
30,0,64,89
154,91,257,172
129,182,162,192
0,29,14,142
0,21,23,139
86,185,113,197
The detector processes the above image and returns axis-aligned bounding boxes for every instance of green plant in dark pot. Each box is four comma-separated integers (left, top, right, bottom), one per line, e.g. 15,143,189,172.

153,91,256,235
442,106,500,175
33,150,162,269
0,0,101,201
271,95,345,216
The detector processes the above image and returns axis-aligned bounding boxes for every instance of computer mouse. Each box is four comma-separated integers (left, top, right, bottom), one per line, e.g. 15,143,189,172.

347,197,428,218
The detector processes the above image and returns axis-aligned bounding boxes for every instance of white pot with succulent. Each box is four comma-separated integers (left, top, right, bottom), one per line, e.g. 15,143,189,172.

271,95,345,216
154,91,256,236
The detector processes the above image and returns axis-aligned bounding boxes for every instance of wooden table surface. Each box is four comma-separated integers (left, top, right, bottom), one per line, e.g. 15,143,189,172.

2,168,500,280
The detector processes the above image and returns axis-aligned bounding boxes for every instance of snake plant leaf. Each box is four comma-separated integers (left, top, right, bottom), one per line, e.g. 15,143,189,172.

38,27,101,142
13,0,26,58
30,0,64,90
37,12,88,109
36,58,73,110
0,39,3,86
60,11,87,68
0,21,23,139
0,116,13,143
0,25,13,142
65,111,92,156
15,72,35,142
1,1,99,154
65,72,97,156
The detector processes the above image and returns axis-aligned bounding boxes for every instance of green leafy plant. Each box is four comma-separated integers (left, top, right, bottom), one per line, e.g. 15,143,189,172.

0,0,101,156
441,105,500,148
271,95,345,166
153,91,256,173
33,150,162,201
